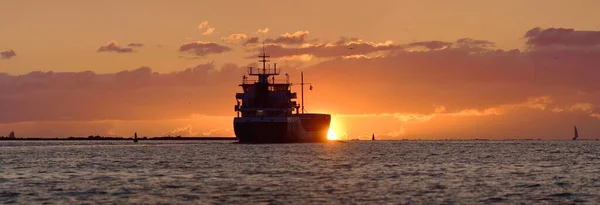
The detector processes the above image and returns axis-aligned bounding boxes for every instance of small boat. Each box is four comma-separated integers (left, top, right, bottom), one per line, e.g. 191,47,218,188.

573,125,578,140
134,132,138,143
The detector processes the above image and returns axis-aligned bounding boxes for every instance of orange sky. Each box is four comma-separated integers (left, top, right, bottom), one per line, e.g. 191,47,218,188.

1,0,600,139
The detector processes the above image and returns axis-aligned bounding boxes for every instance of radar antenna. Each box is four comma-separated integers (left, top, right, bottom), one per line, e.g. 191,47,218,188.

258,38,270,73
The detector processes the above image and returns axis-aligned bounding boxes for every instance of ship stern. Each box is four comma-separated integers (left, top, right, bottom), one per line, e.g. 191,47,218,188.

233,114,330,143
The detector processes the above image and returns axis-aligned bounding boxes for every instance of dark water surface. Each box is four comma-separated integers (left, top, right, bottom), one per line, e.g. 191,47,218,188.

1,140,599,204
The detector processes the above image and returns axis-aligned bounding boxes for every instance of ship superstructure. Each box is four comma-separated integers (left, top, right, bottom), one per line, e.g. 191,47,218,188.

233,52,330,143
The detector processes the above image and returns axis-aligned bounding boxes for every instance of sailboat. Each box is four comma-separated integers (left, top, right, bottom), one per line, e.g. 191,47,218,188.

133,132,138,143
573,126,579,140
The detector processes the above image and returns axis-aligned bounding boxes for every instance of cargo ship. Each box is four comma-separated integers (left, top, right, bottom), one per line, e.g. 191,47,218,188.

233,52,331,143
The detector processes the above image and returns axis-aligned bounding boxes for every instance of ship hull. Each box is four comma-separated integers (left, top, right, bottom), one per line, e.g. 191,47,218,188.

233,114,331,143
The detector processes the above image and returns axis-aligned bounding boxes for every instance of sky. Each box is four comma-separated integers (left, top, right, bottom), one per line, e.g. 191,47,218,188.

1,0,600,139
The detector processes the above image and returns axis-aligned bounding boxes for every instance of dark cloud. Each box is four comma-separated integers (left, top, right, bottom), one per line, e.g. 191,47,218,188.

456,38,495,48
1,49,16,59
242,37,260,46
179,41,232,56
0,63,248,124
525,27,600,48
97,41,135,53
407,41,453,50
127,43,144,47
404,38,494,51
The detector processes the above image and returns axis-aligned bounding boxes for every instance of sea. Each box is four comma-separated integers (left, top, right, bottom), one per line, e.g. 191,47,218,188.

1,140,599,204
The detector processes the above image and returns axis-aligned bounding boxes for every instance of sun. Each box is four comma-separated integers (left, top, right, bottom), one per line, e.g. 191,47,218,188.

314,112,343,141
326,114,344,140
327,129,338,140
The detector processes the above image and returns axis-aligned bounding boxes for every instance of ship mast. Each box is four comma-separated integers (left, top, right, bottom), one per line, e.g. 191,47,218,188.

301,71,304,114
259,53,269,74
260,40,268,73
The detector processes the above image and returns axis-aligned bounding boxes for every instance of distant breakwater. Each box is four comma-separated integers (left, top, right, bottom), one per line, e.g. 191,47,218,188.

0,136,236,141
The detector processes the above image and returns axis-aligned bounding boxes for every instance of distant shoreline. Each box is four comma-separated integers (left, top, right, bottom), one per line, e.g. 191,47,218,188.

0,136,237,141
1,138,598,141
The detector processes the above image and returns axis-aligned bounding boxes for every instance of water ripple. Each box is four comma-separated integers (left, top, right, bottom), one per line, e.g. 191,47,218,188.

1,140,600,204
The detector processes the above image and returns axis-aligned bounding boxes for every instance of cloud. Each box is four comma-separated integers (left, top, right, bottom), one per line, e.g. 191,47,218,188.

298,28,600,117
203,27,216,36
201,128,232,137
401,106,600,139
264,30,312,45
456,38,495,48
97,41,135,53
448,107,503,117
334,37,360,45
241,30,317,47
524,96,553,110
197,21,215,36
253,37,497,59
406,38,494,52
434,106,447,113
333,95,599,139
242,37,260,46
127,43,144,47
255,28,269,35
0,62,250,124
198,21,209,29
1,49,17,59
4,27,600,139
525,27,600,48
255,38,402,58
221,33,248,43
280,54,314,62
179,41,232,56
163,125,197,136
568,103,594,113
342,54,373,59
407,41,453,50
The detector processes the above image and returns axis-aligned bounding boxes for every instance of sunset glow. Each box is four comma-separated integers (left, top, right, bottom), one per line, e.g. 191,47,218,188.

1,1,600,139
327,129,338,141
326,115,344,140
4,2,599,204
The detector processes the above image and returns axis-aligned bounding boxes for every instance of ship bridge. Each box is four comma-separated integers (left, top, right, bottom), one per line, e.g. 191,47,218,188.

235,52,300,117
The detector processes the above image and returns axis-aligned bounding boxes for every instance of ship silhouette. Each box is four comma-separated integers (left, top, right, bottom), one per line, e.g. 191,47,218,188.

233,52,331,143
